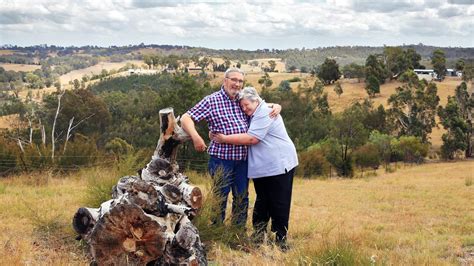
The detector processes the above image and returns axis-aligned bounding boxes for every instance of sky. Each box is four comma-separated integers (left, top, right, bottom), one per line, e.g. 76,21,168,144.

0,0,473,50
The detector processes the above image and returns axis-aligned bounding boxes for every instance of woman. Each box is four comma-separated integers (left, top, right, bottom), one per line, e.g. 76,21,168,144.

211,87,298,249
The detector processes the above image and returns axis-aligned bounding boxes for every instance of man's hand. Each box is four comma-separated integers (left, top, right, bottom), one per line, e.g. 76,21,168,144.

181,114,207,152
192,135,207,152
269,103,282,118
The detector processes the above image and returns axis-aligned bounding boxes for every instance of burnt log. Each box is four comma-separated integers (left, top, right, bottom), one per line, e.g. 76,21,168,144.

73,108,206,265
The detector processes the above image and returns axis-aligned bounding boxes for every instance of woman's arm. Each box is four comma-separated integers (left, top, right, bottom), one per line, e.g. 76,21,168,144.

211,133,260,145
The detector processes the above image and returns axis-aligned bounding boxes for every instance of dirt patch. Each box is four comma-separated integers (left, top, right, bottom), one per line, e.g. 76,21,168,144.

0,63,41,72
58,60,144,85
0,114,22,129
0,50,16,55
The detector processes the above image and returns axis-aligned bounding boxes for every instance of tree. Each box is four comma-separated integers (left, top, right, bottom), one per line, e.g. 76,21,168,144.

278,80,291,92
387,71,440,143
383,47,423,79
405,48,423,69
437,97,469,159
462,60,474,83
455,59,465,72
431,49,446,81
365,54,387,84
353,143,381,176
384,46,408,79
365,75,380,97
258,72,273,89
25,72,43,89
326,105,369,177
342,63,365,82
268,60,277,72
317,58,341,85
333,81,343,98
73,79,80,90
368,130,393,169
454,82,473,157
197,57,211,73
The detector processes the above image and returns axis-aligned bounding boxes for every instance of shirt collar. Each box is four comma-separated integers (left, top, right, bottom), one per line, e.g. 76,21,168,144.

219,86,238,102
251,100,266,118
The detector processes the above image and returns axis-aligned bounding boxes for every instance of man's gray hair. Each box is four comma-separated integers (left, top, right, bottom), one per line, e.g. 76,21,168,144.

238,87,262,102
224,67,245,78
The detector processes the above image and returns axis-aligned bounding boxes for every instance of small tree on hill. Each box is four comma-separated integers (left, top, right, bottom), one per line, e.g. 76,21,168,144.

388,70,440,143
431,49,446,81
317,58,341,85
258,72,273,89
365,54,387,84
278,80,291,92
365,75,380,97
268,60,277,72
437,97,469,160
342,63,365,82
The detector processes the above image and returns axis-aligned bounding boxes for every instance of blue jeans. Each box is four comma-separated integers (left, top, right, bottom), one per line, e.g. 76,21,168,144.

208,156,249,225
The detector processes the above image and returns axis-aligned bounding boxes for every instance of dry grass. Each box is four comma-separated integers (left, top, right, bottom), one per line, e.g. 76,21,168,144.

58,60,144,85
0,63,41,72
0,50,15,55
0,160,472,265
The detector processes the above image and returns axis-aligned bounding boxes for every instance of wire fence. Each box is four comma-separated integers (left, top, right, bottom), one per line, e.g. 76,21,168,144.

0,154,211,175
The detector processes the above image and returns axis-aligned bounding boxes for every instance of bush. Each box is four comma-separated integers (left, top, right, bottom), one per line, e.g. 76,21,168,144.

0,137,18,175
57,134,101,170
297,148,331,178
391,136,428,163
353,143,381,174
368,130,393,166
288,77,302,82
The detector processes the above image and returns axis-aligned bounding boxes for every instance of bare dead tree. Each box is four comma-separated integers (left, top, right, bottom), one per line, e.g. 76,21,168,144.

51,91,65,161
63,114,95,153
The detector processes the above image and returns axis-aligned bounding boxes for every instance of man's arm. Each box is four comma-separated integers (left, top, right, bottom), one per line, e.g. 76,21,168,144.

268,103,281,118
181,114,207,152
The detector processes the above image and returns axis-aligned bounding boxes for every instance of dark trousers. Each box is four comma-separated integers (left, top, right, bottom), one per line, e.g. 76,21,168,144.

252,167,295,243
208,156,249,225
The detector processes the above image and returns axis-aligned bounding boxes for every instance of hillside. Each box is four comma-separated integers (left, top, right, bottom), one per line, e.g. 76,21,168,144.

0,160,472,264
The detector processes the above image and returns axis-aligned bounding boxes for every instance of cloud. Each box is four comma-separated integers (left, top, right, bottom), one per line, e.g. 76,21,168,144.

438,6,463,17
448,0,473,4
0,0,472,48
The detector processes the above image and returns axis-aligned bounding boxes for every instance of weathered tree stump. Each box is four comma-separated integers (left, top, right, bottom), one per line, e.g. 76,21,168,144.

73,107,206,265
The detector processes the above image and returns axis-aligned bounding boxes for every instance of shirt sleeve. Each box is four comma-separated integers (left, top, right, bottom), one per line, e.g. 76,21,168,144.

247,108,272,141
186,96,211,122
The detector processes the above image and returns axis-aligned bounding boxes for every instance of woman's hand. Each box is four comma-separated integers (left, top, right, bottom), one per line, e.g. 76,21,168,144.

210,132,227,144
269,103,281,118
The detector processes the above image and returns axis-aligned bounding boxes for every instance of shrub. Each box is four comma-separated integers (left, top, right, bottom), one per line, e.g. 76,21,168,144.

353,143,381,175
391,136,428,163
288,77,301,83
0,137,18,175
368,130,392,167
297,148,331,178
57,134,101,170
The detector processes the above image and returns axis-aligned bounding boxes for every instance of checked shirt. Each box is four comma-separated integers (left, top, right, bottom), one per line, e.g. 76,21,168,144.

187,87,249,160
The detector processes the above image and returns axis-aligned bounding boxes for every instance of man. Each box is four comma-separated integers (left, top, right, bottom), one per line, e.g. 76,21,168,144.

181,68,279,226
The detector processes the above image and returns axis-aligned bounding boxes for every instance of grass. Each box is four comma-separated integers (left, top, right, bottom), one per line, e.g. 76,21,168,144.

0,160,472,264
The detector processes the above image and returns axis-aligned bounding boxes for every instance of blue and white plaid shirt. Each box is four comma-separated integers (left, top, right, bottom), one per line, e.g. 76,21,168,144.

187,86,249,160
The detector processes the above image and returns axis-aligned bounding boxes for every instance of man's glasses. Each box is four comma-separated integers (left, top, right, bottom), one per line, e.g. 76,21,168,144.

226,77,244,84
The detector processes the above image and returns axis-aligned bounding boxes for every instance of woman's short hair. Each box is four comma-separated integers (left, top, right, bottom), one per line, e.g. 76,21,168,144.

238,87,262,102
224,67,245,78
